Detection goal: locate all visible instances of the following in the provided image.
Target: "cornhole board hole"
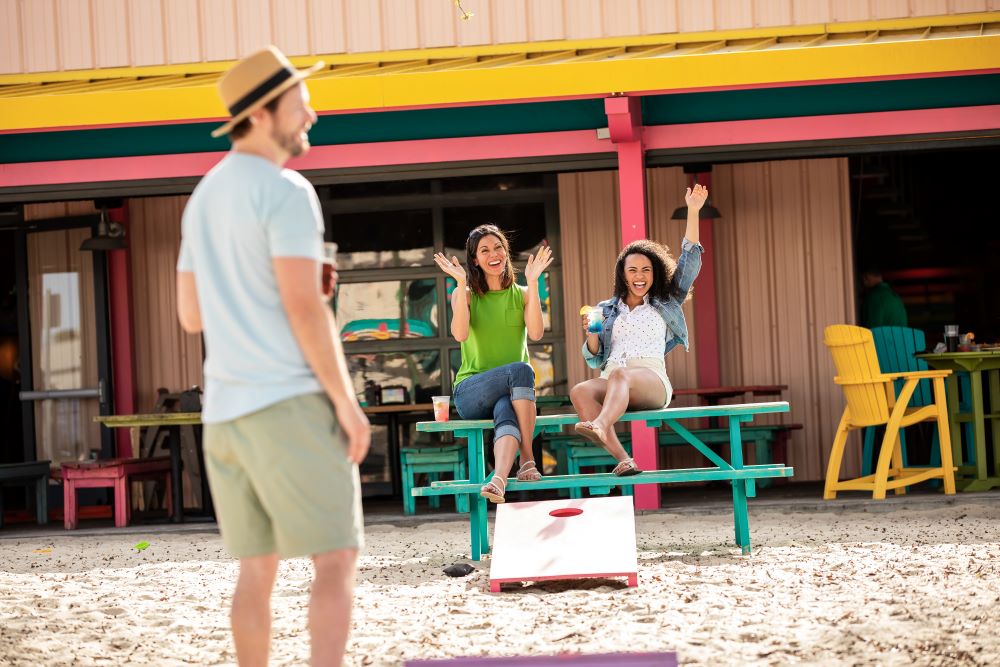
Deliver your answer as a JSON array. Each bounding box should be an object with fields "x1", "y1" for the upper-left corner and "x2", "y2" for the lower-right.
[
  {"x1": 406, "y1": 652, "x2": 677, "y2": 665},
  {"x1": 489, "y1": 496, "x2": 638, "y2": 593}
]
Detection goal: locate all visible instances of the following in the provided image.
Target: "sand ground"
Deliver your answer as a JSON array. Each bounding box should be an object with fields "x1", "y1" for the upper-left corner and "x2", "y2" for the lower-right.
[{"x1": 1, "y1": 495, "x2": 998, "y2": 666}]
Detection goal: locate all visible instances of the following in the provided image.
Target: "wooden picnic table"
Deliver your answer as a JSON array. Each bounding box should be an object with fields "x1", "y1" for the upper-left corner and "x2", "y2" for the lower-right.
[
  {"x1": 94, "y1": 412, "x2": 206, "y2": 523},
  {"x1": 415, "y1": 401, "x2": 793, "y2": 560},
  {"x1": 917, "y1": 350, "x2": 1000, "y2": 491}
]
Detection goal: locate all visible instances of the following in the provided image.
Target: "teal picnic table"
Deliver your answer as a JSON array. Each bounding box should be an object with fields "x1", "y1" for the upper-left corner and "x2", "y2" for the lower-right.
[
  {"x1": 415, "y1": 401, "x2": 793, "y2": 560},
  {"x1": 918, "y1": 350, "x2": 1000, "y2": 491}
]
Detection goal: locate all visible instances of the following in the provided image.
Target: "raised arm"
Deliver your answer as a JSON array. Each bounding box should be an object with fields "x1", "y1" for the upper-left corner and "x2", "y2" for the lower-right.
[
  {"x1": 434, "y1": 253, "x2": 470, "y2": 342},
  {"x1": 684, "y1": 183, "x2": 708, "y2": 245},
  {"x1": 522, "y1": 243, "x2": 554, "y2": 342}
]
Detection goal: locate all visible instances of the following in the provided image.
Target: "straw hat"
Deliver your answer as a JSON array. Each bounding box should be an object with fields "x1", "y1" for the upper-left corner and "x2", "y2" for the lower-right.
[{"x1": 211, "y1": 46, "x2": 324, "y2": 138}]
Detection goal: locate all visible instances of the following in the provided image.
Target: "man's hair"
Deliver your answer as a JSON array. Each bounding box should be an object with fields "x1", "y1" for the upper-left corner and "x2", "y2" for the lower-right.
[{"x1": 228, "y1": 93, "x2": 284, "y2": 142}]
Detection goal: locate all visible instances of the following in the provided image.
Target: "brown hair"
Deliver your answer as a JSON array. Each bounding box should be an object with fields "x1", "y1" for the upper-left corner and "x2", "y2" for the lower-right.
[
  {"x1": 227, "y1": 93, "x2": 284, "y2": 141},
  {"x1": 465, "y1": 224, "x2": 516, "y2": 296},
  {"x1": 613, "y1": 239, "x2": 691, "y2": 303}
]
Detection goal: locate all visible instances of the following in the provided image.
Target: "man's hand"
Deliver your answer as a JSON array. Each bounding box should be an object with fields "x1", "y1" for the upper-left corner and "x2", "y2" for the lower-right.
[{"x1": 336, "y1": 400, "x2": 371, "y2": 464}]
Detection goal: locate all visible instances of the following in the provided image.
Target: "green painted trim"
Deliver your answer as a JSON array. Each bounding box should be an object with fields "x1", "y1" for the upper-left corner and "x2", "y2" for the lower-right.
[{"x1": 3, "y1": 74, "x2": 998, "y2": 164}]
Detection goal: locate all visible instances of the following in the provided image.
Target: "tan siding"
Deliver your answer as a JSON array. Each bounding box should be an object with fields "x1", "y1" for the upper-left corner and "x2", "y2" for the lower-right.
[
  {"x1": 755, "y1": 0, "x2": 794, "y2": 26},
  {"x1": 793, "y1": 0, "x2": 833, "y2": 23},
  {"x1": 565, "y1": 0, "x2": 603, "y2": 39},
  {"x1": 21, "y1": 0, "x2": 59, "y2": 73},
  {"x1": 952, "y1": 0, "x2": 990, "y2": 11},
  {"x1": 677, "y1": 0, "x2": 715, "y2": 32},
  {"x1": 274, "y1": 0, "x2": 312, "y2": 56},
  {"x1": 492, "y1": 0, "x2": 529, "y2": 43},
  {"x1": 716, "y1": 0, "x2": 755, "y2": 30},
  {"x1": 93, "y1": 0, "x2": 131, "y2": 68},
  {"x1": 56, "y1": 0, "x2": 94, "y2": 70},
  {"x1": 309, "y1": 0, "x2": 347, "y2": 54},
  {"x1": 832, "y1": 0, "x2": 875, "y2": 22},
  {"x1": 346, "y1": 0, "x2": 383, "y2": 53},
  {"x1": 235, "y1": 0, "x2": 272, "y2": 58},
  {"x1": 128, "y1": 0, "x2": 166, "y2": 67},
  {"x1": 602, "y1": 0, "x2": 642, "y2": 37},
  {"x1": 639, "y1": 0, "x2": 678, "y2": 34},
  {"x1": 165, "y1": 0, "x2": 203, "y2": 64},
  {"x1": 128, "y1": 196, "x2": 204, "y2": 412},
  {"x1": 454, "y1": 0, "x2": 493, "y2": 45},
  {"x1": 0, "y1": 0, "x2": 22, "y2": 74},
  {"x1": 384, "y1": 0, "x2": 420, "y2": 51},
  {"x1": 527, "y1": 0, "x2": 565, "y2": 42},
  {"x1": 557, "y1": 171, "x2": 621, "y2": 392},
  {"x1": 201, "y1": 0, "x2": 239, "y2": 62},
  {"x1": 417, "y1": 0, "x2": 457, "y2": 48}
]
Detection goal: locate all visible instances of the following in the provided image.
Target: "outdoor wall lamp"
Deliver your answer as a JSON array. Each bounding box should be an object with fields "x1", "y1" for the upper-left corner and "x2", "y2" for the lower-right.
[
  {"x1": 670, "y1": 164, "x2": 722, "y2": 220},
  {"x1": 80, "y1": 199, "x2": 127, "y2": 251}
]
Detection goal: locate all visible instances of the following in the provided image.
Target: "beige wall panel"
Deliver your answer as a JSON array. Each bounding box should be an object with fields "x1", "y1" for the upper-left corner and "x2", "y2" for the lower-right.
[
  {"x1": 273, "y1": 0, "x2": 312, "y2": 56},
  {"x1": 128, "y1": 196, "x2": 204, "y2": 413},
  {"x1": 831, "y1": 0, "x2": 873, "y2": 21},
  {"x1": 755, "y1": 0, "x2": 794, "y2": 27},
  {"x1": 165, "y1": 0, "x2": 202, "y2": 64},
  {"x1": 639, "y1": 0, "x2": 678, "y2": 34},
  {"x1": 491, "y1": 0, "x2": 528, "y2": 43},
  {"x1": 454, "y1": 0, "x2": 493, "y2": 45},
  {"x1": 93, "y1": 0, "x2": 130, "y2": 68},
  {"x1": 557, "y1": 171, "x2": 621, "y2": 392},
  {"x1": 951, "y1": 0, "x2": 990, "y2": 11},
  {"x1": 201, "y1": 0, "x2": 239, "y2": 62},
  {"x1": 309, "y1": 0, "x2": 347, "y2": 54},
  {"x1": 603, "y1": 0, "x2": 642, "y2": 37},
  {"x1": 677, "y1": 0, "x2": 715, "y2": 32},
  {"x1": 235, "y1": 0, "x2": 273, "y2": 57},
  {"x1": 715, "y1": 0, "x2": 754, "y2": 30},
  {"x1": 417, "y1": 0, "x2": 457, "y2": 48},
  {"x1": 345, "y1": 0, "x2": 383, "y2": 52},
  {"x1": 0, "y1": 0, "x2": 22, "y2": 74},
  {"x1": 792, "y1": 0, "x2": 833, "y2": 22},
  {"x1": 910, "y1": 0, "x2": 949, "y2": 15},
  {"x1": 527, "y1": 0, "x2": 565, "y2": 42},
  {"x1": 21, "y1": 0, "x2": 59, "y2": 73},
  {"x1": 383, "y1": 0, "x2": 420, "y2": 51},
  {"x1": 872, "y1": 0, "x2": 912, "y2": 18},
  {"x1": 565, "y1": 0, "x2": 603, "y2": 39},
  {"x1": 56, "y1": 0, "x2": 94, "y2": 70},
  {"x1": 128, "y1": 0, "x2": 166, "y2": 66}
]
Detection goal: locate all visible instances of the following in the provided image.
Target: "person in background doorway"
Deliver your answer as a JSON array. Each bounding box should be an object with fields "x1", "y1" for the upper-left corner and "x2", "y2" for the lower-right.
[{"x1": 860, "y1": 269, "x2": 908, "y2": 328}]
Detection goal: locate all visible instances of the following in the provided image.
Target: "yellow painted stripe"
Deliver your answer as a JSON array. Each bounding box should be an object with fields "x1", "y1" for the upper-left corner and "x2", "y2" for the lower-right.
[
  {"x1": 0, "y1": 11, "x2": 995, "y2": 87},
  {"x1": 0, "y1": 30, "x2": 998, "y2": 130}
]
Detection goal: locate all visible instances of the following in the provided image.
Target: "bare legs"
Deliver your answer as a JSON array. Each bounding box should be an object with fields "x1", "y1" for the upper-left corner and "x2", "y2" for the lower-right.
[
  {"x1": 230, "y1": 548, "x2": 357, "y2": 667},
  {"x1": 231, "y1": 554, "x2": 280, "y2": 667},
  {"x1": 512, "y1": 397, "x2": 537, "y2": 468},
  {"x1": 570, "y1": 367, "x2": 665, "y2": 462}
]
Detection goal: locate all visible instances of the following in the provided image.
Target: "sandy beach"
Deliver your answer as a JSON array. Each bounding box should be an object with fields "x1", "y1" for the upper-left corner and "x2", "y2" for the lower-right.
[{"x1": 1, "y1": 496, "x2": 998, "y2": 666}]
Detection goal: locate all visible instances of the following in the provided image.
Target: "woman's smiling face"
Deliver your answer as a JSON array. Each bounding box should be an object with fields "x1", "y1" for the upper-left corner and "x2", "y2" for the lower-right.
[
  {"x1": 623, "y1": 253, "x2": 654, "y2": 299},
  {"x1": 475, "y1": 234, "x2": 506, "y2": 277}
]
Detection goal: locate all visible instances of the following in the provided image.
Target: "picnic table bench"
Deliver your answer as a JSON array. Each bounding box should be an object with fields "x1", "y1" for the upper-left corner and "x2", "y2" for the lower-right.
[{"x1": 414, "y1": 401, "x2": 794, "y2": 560}]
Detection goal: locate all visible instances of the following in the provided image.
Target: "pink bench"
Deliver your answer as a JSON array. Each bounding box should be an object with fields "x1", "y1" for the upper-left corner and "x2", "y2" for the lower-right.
[{"x1": 61, "y1": 458, "x2": 172, "y2": 529}]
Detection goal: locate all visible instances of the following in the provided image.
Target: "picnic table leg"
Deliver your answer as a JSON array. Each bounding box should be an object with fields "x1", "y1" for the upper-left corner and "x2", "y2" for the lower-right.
[
  {"x1": 463, "y1": 431, "x2": 482, "y2": 561},
  {"x1": 729, "y1": 420, "x2": 751, "y2": 554}
]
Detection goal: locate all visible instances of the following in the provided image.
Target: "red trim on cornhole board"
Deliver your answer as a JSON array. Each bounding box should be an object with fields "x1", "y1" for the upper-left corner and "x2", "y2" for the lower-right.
[{"x1": 489, "y1": 571, "x2": 638, "y2": 593}]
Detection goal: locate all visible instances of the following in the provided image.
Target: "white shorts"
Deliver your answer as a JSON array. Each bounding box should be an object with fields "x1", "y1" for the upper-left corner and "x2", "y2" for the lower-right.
[{"x1": 600, "y1": 357, "x2": 673, "y2": 407}]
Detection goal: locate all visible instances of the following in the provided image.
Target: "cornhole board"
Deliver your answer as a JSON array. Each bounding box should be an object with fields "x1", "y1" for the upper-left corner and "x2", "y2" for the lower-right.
[
  {"x1": 406, "y1": 653, "x2": 677, "y2": 666},
  {"x1": 489, "y1": 496, "x2": 638, "y2": 593}
]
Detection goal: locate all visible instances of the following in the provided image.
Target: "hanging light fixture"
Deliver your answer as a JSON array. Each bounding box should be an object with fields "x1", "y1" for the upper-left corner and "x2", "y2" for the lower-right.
[
  {"x1": 80, "y1": 199, "x2": 127, "y2": 251},
  {"x1": 671, "y1": 165, "x2": 722, "y2": 220}
]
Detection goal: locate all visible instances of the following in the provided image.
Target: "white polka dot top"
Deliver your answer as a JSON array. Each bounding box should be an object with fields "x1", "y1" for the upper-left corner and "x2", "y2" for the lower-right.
[{"x1": 607, "y1": 296, "x2": 671, "y2": 364}]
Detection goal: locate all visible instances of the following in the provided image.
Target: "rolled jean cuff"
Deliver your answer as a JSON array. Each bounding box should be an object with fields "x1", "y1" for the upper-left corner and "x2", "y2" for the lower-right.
[
  {"x1": 495, "y1": 424, "x2": 522, "y2": 444},
  {"x1": 511, "y1": 387, "x2": 536, "y2": 402}
]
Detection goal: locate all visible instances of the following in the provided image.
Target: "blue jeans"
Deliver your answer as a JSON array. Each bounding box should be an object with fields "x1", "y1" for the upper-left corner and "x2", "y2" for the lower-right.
[{"x1": 453, "y1": 362, "x2": 536, "y2": 443}]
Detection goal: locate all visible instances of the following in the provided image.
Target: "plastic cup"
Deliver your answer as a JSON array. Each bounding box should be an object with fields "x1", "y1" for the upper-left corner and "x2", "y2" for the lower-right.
[
  {"x1": 321, "y1": 242, "x2": 338, "y2": 294},
  {"x1": 578, "y1": 305, "x2": 603, "y2": 333},
  {"x1": 945, "y1": 324, "x2": 959, "y2": 352},
  {"x1": 432, "y1": 395, "x2": 450, "y2": 422}
]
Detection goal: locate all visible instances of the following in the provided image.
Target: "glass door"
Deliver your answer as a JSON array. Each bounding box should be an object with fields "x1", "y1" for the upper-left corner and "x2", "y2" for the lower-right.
[{"x1": 18, "y1": 222, "x2": 112, "y2": 464}]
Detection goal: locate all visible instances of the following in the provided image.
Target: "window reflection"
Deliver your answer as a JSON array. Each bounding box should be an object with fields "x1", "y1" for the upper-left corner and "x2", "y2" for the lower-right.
[
  {"x1": 348, "y1": 350, "x2": 443, "y2": 405},
  {"x1": 330, "y1": 209, "x2": 433, "y2": 269},
  {"x1": 336, "y1": 279, "x2": 438, "y2": 341}
]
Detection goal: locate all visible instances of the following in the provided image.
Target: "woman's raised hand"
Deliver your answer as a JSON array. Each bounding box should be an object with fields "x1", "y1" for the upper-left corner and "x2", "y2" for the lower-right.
[
  {"x1": 685, "y1": 183, "x2": 709, "y2": 211},
  {"x1": 433, "y1": 252, "x2": 467, "y2": 284},
  {"x1": 524, "y1": 243, "x2": 554, "y2": 282}
]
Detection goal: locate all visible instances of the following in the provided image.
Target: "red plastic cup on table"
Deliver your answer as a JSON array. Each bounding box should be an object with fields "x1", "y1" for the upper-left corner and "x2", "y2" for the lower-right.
[{"x1": 432, "y1": 395, "x2": 451, "y2": 422}]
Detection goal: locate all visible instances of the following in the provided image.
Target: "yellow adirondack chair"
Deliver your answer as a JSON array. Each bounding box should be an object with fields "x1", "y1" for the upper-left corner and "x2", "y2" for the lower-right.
[{"x1": 823, "y1": 324, "x2": 957, "y2": 500}]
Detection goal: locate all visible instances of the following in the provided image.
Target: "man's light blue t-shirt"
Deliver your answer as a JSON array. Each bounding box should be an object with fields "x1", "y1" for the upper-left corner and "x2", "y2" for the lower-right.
[{"x1": 177, "y1": 152, "x2": 324, "y2": 424}]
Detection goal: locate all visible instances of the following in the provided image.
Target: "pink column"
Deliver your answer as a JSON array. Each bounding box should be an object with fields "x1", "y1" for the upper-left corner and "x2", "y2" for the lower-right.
[
  {"x1": 605, "y1": 96, "x2": 658, "y2": 510},
  {"x1": 690, "y1": 172, "x2": 721, "y2": 389},
  {"x1": 107, "y1": 205, "x2": 136, "y2": 457}
]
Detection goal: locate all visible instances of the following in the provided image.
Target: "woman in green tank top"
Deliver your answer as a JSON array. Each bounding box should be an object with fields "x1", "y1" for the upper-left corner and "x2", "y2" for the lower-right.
[{"x1": 433, "y1": 224, "x2": 554, "y2": 503}]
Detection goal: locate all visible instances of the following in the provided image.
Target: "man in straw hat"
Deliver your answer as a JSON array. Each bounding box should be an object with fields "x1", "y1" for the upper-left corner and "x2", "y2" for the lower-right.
[{"x1": 177, "y1": 45, "x2": 369, "y2": 666}]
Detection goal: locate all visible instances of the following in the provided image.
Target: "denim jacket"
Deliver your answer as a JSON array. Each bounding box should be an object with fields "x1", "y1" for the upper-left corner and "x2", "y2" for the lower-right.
[{"x1": 582, "y1": 237, "x2": 704, "y2": 370}]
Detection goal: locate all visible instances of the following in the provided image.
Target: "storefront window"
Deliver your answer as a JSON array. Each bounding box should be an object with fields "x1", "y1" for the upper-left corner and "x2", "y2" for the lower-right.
[
  {"x1": 336, "y1": 279, "x2": 438, "y2": 341},
  {"x1": 329, "y1": 209, "x2": 433, "y2": 269},
  {"x1": 442, "y1": 203, "x2": 548, "y2": 260},
  {"x1": 348, "y1": 350, "x2": 443, "y2": 406}
]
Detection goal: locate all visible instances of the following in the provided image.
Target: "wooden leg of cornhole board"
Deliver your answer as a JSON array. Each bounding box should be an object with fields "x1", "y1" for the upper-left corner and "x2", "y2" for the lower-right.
[{"x1": 489, "y1": 496, "x2": 638, "y2": 592}]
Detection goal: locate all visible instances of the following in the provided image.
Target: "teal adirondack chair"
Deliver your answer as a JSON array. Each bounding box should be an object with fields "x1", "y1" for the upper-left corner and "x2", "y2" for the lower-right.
[{"x1": 863, "y1": 326, "x2": 974, "y2": 476}]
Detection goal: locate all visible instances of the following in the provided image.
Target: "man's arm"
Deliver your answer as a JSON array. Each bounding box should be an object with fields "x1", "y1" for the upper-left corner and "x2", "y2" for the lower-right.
[
  {"x1": 273, "y1": 257, "x2": 371, "y2": 463},
  {"x1": 176, "y1": 271, "x2": 203, "y2": 334}
]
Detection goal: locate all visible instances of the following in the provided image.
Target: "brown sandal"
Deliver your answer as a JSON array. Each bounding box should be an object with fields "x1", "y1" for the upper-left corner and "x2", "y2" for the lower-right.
[
  {"x1": 480, "y1": 475, "x2": 506, "y2": 503},
  {"x1": 574, "y1": 421, "x2": 605, "y2": 446},
  {"x1": 612, "y1": 458, "x2": 642, "y2": 477},
  {"x1": 516, "y1": 461, "x2": 542, "y2": 482}
]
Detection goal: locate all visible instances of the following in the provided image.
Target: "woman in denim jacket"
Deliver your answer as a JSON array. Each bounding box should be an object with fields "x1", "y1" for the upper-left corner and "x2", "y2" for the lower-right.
[{"x1": 569, "y1": 185, "x2": 707, "y2": 476}]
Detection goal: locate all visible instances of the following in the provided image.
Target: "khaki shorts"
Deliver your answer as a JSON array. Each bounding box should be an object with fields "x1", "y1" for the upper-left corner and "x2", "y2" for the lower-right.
[{"x1": 204, "y1": 392, "x2": 364, "y2": 559}]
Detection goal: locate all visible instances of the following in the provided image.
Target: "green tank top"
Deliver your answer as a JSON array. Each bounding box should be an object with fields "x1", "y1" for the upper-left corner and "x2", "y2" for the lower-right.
[{"x1": 454, "y1": 284, "x2": 529, "y2": 387}]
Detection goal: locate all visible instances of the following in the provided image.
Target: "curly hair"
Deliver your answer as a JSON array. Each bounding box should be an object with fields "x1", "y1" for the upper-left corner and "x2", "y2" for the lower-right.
[
  {"x1": 613, "y1": 239, "x2": 692, "y2": 303},
  {"x1": 465, "y1": 224, "x2": 517, "y2": 296}
]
